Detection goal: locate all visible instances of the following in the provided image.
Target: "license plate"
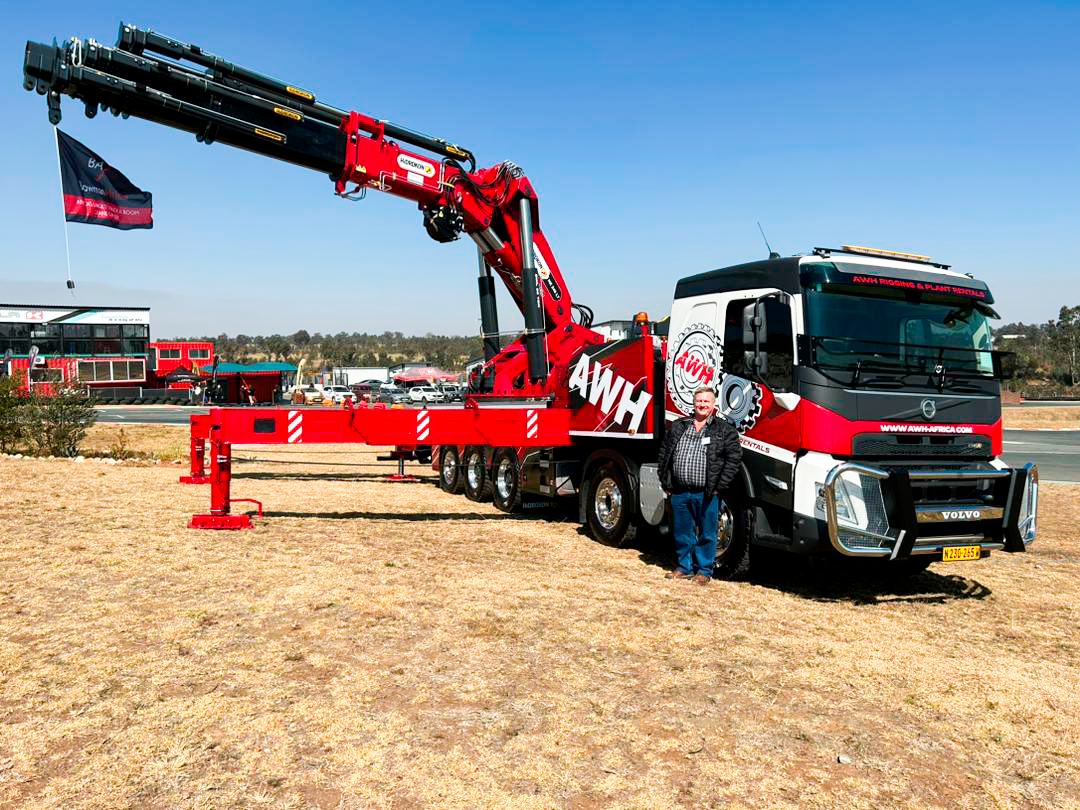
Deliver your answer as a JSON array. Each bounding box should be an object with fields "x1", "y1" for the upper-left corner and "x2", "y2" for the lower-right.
[{"x1": 942, "y1": 545, "x2": 982, "y2": 562}]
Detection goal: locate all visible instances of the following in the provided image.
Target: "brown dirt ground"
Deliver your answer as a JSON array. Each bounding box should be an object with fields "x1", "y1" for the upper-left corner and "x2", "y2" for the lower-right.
[
  {"x1": 0, "y1": 426, "x2": 1077, "y2": 809},
  {"x1": 1003, "y1": 407, "x2": 1080, "y2": 430}
]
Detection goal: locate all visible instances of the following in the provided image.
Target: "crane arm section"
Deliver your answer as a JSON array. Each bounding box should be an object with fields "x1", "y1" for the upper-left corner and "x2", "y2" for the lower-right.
[{"x1": 24, "y1": 24, "x2": 602, "y2": 395}]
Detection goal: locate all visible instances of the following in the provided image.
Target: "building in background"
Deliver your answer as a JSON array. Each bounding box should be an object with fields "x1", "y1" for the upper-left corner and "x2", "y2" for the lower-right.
[
  {"x1": 0, "y1": 304, "x2": 150, "y2": 395},
  {"x1": 148, "y1": 340, "x2": 215, "y2": 388}
]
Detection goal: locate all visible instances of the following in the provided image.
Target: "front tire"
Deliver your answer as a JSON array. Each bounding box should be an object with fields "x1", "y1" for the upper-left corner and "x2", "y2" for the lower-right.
[
  {"x1": 463, "y1": 446, "x2": 493, "y2": 502},
  {"x1": 585, "y1": 462, "x2": 639, "y2": 547},
  {"x1": 491, "y1": 448, "x2": 522, "y2": 513},
  {"x1": 439, "y1": 445, "x2": 464, "y2": 493},
  {"x1": 714, "y1": 488, "x2": 752, "y2": 580}
]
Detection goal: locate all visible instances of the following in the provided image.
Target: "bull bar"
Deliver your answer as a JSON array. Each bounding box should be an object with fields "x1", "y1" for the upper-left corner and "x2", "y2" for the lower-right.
[{"x1": 821, "y1": 462, "x2": 1039, "y2": 559}]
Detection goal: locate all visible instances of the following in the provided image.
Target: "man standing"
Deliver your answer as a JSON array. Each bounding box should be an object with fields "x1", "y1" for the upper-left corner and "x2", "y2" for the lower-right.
[{"x1": 658, "y1": 387, "x2": 742, "y2": 585}]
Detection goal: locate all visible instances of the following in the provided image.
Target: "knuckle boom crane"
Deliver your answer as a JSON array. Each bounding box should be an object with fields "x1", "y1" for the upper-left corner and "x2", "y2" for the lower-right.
[
  {"x1": 23, "y1": 23, "x2": 1039, "y2": 574},
  {"x1": 24, "y1": 22, "x2": 600, "y2": 397}
]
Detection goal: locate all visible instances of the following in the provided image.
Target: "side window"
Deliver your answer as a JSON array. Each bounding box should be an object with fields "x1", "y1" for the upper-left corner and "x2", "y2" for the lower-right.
[
  {"x1": 723, "y1": 298, "x2": 756, "y2": 376},
  {"x1": 724, "y1": 295, "x2": 794, "y2": 391}
]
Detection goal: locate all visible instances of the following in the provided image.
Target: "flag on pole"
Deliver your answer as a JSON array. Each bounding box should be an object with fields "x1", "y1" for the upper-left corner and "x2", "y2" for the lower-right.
[{"x1": 56, "y1": 129, "x2": 153, "y2": 230}]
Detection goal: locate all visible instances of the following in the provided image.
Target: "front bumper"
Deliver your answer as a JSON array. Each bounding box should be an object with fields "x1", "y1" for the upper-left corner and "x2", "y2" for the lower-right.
[{"x1": 821, "y1": 462, "x2": 1039, "y2": 559}]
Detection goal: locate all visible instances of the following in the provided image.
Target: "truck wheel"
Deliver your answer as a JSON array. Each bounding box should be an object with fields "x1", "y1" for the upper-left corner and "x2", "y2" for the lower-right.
[
  {"x1": 463, "y1": 446, "x2": 492, "y2": 502},
  {"x1": 491, "y1": 448, "x2": 522, "y2": 513},
  {"x1": 714, "y1": 489, "x2": 752, "y2": 580},
  {"x1": 439, "y1": 446, "x2": 464, "y2": 493},
  {"x1": 585, "y1": 462, "x2": 639, "y2": 547}
]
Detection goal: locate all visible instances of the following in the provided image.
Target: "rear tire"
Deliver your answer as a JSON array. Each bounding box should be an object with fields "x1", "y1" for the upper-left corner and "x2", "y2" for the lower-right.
[
  {"x1": 585, "y1": 462, "x2": 639, "y2": 547},
  {"x1": 491, "y1": 448, "x2": 522, "y2": 513},
  {"x1": 463, "y1": 446, "x2": 493, "y2": 502},
  {"x1": 713, "y1": 488, "x2": 752, "y2": 580},
  {"x1": 439, "y1": 445, "x2": 464, "y2": 494}
]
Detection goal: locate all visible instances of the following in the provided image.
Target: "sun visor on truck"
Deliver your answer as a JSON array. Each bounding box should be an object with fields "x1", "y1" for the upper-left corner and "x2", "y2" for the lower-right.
[{"x1": 801, "y1": 262, "x2": 994, "y2": 305}]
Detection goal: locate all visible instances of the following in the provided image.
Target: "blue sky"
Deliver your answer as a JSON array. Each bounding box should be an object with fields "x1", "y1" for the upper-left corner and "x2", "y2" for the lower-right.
[{"x1": 2, "y1": 0, "x2": 1077, "y2": 339}]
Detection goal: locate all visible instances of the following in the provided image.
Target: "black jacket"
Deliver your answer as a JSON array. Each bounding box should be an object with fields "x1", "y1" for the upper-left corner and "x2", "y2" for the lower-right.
[{"x1": 658, "y1": 415, "x2": 742, "y2": 495}]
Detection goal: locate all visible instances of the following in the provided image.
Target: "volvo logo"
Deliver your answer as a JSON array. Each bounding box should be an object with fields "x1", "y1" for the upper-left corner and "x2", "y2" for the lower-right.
[{"x1": 921, "y1": 399, "x2": 937, "y2": 419}]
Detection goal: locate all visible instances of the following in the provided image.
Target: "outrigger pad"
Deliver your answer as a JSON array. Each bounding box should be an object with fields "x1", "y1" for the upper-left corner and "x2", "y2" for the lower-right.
[
  {"x1": 179, "y1": 475, "x2": 211, "y2": 485},
  {"x1": 189, "y1": 514, "x2": 253, "y2": 530}
]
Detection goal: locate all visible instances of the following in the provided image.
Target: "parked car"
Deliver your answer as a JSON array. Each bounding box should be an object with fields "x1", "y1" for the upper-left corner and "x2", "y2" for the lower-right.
[
  {"x1": 375, "y1": 388, "x2": 409, "y2": 405},
  {"x1": 294, "y1": 385, "x2": 322, "y2": 404},
  {"x1": 323, "y1": 384, "x2": 357, "y2": 404},
  {"x1": 438, "y1": 383, "x2": 463, "y2": 401},
  {"x1": 408, "y1": 385, "x2": 446, "y2": 404}
]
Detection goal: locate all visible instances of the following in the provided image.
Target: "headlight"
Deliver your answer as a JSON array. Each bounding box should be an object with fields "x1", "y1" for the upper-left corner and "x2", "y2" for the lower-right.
[{"x1": 833, "y1": 470, "x2": 889, "y2": 534}]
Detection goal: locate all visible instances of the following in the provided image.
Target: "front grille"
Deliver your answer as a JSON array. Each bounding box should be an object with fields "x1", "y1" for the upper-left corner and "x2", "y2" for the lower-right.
[{"x1": 852, "y1": 432, "x2": 992, "y2": 459}]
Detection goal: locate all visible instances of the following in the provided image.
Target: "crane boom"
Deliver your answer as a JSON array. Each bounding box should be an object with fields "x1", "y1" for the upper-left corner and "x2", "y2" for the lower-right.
[{"x1": 23, "y1": 23, "x2": 604, "y2": 395}]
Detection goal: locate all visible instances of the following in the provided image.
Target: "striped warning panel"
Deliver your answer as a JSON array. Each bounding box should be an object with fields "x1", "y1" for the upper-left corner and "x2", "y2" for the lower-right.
[
  {"x1": 416, "y1": 409, "x2": 430, "y2": 442},
  {"x1": 287, "y1": 410, "x2": 303, "y2": 443},
  {"x1": 526, "y1": 409, "x2": 538, "y2": 439}
]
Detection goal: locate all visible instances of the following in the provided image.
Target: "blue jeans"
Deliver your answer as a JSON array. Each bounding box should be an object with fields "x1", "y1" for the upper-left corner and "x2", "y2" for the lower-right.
[{"x1": 670, "y1": 491, "x2": 719, "y2": 577}]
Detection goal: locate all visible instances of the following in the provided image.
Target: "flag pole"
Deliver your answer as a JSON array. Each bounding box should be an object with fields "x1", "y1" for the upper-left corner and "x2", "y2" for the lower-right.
[{"x1": 52, "y1": 126, "x2": 76, "y2": 295}]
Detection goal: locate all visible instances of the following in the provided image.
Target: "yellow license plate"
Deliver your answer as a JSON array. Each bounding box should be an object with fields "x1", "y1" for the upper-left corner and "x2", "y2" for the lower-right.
[{"x1": 942, "y1": 545, "x2": 982, "y2": 562}]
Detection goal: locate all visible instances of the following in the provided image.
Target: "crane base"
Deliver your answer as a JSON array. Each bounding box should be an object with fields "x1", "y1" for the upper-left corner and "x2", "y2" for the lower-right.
[{"x1": 189, "y1": 514, "x2": 253, "y2": 530}]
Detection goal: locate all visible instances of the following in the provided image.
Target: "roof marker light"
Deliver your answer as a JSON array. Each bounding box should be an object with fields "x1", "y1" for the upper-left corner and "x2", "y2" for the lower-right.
[{"x1": 841, "y1": 245, "x2": 932, "y2": 262}]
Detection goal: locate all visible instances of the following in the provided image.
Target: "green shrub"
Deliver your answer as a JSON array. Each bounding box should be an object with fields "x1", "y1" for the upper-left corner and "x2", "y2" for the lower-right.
[
  {"x1": 0, "y1": 375, "x2": 27, "y2": 453},
  {"x1": 23, "y1": 386, "x2": 97, "y2": 457}
]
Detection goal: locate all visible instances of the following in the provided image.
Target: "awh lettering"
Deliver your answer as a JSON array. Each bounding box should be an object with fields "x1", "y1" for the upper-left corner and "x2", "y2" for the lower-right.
[
  {"x1": 673, "y1": 351, "x2": 716, "y2": 386},
  {"x1": 569, "y1": 354, "x2": 652, "y2": 432}
]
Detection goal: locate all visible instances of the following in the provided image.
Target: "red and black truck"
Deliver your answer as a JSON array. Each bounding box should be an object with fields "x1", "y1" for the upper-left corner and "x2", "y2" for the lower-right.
[{"x1": 23, "y1": 24, "x2": 1038, "y2": 576}]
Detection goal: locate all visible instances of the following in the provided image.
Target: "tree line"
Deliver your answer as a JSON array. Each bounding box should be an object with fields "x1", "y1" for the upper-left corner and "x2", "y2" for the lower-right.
[
  {"x1": 995, "y1": 305, "x2": 1080, "y2": 396},
  {"x1": 176, "y1": 331, "x2": 486, "y2": 371}
]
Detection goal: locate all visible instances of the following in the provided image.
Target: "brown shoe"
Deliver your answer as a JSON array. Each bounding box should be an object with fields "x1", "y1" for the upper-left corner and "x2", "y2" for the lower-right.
[
  {"x1": 692, "y1": 574, "x2": 711, "y2": 586},
  {"x1": 665, "y1": 570, "x2": 691, "y2": 580}
]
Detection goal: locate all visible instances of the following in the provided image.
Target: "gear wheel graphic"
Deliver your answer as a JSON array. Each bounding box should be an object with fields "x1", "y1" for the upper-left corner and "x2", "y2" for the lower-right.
[{"x1": 718, "y1": 375, "x2": 762, "y2": 432}]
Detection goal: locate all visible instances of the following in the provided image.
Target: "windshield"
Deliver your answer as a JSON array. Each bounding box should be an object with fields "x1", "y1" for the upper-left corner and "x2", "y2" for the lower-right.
[{"x1": 805, "y1": 286, "x2": 997, "y2": 386}]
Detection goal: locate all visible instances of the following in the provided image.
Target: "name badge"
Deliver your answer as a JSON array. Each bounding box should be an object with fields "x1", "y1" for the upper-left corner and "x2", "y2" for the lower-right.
[{"x1": 701, "y1": 437, "x2": 711, "y2": 445}]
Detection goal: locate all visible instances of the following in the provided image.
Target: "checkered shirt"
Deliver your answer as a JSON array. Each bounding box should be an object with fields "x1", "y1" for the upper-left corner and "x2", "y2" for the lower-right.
[{"x1": 671, "y1": 418, "x2": 710, "y2": 490}]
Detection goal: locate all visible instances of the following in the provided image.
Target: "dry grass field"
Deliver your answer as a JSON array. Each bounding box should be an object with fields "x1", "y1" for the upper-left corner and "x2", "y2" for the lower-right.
[
  {"x1": 1003, "y1": 406, "x2": 1080, "y2": 430},
  {"x1": 1, "y1": 424, "x2": 1078, "y2": 809}
]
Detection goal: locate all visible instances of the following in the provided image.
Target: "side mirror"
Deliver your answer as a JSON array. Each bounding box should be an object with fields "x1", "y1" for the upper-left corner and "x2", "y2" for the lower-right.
[
  {"x1": 742, "y1": 301, "x2": 768, "y2": 377},
  {"x1": 993, "y1": 350, "x2": 1017, "y2": 380},
  {"x1": 742, "y1": 301, "x2": 767, "y2": 345}
]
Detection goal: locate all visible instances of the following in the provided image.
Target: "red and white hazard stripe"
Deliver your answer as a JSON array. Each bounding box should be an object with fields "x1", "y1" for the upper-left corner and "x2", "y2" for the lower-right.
[
  {"x1": 416, "y1": 409, "x2": 430, "y2": 442},
  {"x1": 287, "y1": 410, "x2": 303, "y2": 443},
  {"x1": 526, "y1": 409, "x2": 538, "y2": 439}
]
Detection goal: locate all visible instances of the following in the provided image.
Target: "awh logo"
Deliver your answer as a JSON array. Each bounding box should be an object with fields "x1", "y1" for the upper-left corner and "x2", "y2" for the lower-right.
[
  {"x1": 672, "y1": 350, "x2": 716, "y2": 387},
  {"x1": 569, "y1": 354, "x2": 652, "y2": 433},
  {"x1": 666, "y1": 323, "x2": 721, "y2": 416}
]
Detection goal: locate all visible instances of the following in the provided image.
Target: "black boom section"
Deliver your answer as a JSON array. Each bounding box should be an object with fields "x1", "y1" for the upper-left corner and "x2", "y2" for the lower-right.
[{"x1": 23, "y1": 25, "x2": 347, "y2": 177}]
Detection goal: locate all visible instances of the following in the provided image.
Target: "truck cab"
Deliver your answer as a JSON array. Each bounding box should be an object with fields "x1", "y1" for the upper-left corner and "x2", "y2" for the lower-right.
[{"x1": 665, "y1": 246, "x2": 1038, "y2": 572}]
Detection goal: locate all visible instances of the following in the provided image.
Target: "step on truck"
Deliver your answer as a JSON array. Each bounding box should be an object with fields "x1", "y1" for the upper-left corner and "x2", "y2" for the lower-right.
[{"x1": 23, "y1": 25, "x2": 1039, "y2": 576}]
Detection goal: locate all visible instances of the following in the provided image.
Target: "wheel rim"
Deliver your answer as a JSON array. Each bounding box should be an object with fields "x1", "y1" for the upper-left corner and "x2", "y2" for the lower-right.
[
  {"x1": 496, "y1": 458, "x2": 515, "y2": 500},
  {"x1": 716, "y1": 500, "x2": 734, "y2": 556},
  {"x1": 594, "y1": 477, "x2": 622, "y2": 532},
  {"x1": 441, "y1": 451, "x2": 457, "y2": 485},
  {"x1": 466, "y1": 453, "x2": 483, "y2": 490}
]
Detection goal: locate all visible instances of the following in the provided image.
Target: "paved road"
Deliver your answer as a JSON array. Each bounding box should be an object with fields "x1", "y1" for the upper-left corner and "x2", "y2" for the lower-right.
[
  {"x1": 95, "y1": 405, "x2": 208, "y2": 425},
  {"x1": 1002, "y1": 429, "x2": 1080, "y2": 484}
]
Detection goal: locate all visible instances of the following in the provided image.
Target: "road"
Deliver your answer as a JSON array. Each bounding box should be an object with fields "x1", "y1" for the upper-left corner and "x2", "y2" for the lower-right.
[
  {"x1": 95, "y1": 405, "x2": 208, "y2": 425},
  {"x1": 95, "y1": 406, "x2": 1080, "y2": 483},
  {"x1": 1001, "y1": 430, "x2": 1080, "y2": 484}
]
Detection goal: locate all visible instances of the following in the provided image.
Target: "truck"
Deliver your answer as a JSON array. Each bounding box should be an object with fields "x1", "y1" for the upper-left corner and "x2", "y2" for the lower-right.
[{"x1": 23, "y1": 24, "x2": 1039, "y2": 577}]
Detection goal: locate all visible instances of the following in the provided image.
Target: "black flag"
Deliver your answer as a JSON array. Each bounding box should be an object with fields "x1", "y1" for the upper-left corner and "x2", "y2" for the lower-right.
[{"x1": 57, "y1": 129, "x2": 153, "y2": 230}]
